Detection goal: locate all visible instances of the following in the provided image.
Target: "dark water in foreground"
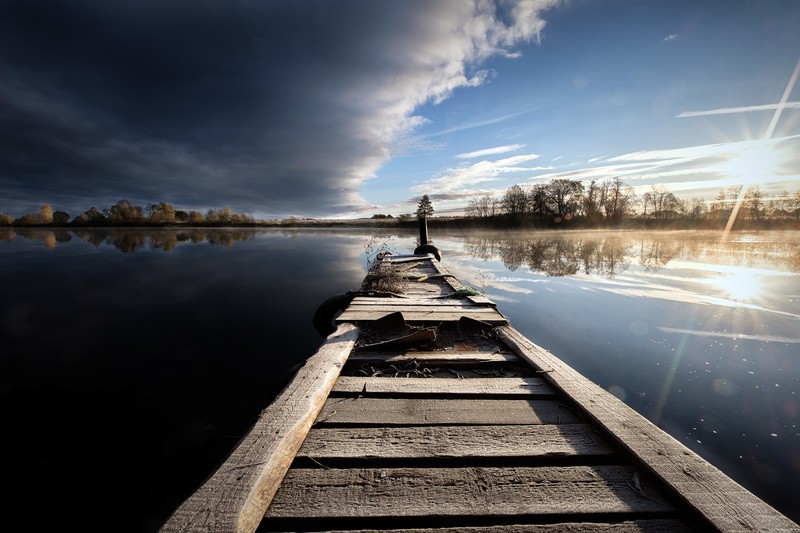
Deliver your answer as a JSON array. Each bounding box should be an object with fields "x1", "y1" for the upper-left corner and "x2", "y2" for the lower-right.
[{"x1": 1, "y1": 227, "x2": 798, "y2": 529}]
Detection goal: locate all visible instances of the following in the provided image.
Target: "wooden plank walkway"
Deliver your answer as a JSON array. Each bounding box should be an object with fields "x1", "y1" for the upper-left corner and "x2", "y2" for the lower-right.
[{"x1": 162, "y1": 252, "x2": 798, "y2": 533}]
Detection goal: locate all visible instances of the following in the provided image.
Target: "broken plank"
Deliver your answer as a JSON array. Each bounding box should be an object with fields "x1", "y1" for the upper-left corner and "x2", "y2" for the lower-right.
[
  {"x1": 349, "y1": 351, "x2": 520, "y2": 364},
  {"x1": 298, "y1": 424, "x2": 615, "y2": 459},
  {"x1": 332, "y1": 376, "x2": 554, "y2": 396},
  {"x1": 315, "y1": 398, "x2": 581, "y2": 425},
  {"x1": 264, "y1": 465, "x2": 674, "y2": 518}
]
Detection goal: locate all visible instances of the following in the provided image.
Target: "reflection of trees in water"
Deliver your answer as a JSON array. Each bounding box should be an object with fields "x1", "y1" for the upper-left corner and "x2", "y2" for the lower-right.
[
  {"x1": 9, "y1": 228, "x2": 64, "y2": 249},
  {"x1": 636, "y1": 237, "x2": 683, "y2": 272},
  {"x1": 110, "y1": 232, "x2": 148, "y2": 253},
  {"x1": 464, "y1": 235, "x2": 630, "y2": 277},
  {"x1": 701, "y1": 238, "x2": 800, "y2": 273},
  {"x1": 6, "y1": 228, "x2": 257, "y2": 252},
  {"x1": 464, "y1": 232, "x2": 800, "y2": 277}
]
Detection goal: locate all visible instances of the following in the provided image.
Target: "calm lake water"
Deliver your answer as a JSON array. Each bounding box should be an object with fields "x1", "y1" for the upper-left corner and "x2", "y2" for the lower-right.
[{"x1": 1, "y1": 227, "x2": 798, "y2": 530}]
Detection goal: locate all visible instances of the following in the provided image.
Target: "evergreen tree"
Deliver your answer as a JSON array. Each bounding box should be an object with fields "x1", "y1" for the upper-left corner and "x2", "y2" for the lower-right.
[{"x1": 416, "y1": 194, "x2": 434, "y2": 219}]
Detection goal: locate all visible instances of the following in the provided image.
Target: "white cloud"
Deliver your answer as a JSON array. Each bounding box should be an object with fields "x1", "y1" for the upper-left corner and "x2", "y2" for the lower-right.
[
  {"x1": 414, "y1": 152, "x2": 548, "y2": 195},
  {"x1": 457, "y1": 144, "x2": 525, "y2": 159},
  {"x1": 507, "y1": 135, "x2": 800, "y2": 198},
  {"x1": 663, "y1": 34, "x2": 677, "y2": 41},
  {"x1": 676, "y1": 102, "x2": 800, "y2": 118}
]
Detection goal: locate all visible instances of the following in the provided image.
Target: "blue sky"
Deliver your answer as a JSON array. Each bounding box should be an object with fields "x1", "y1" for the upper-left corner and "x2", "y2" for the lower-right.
[
  {"x1": 1, "y1": 0, "x2": 799, "y2": 219},
  {"x1": 373, "y1": 0, "x2": 800, "y2": 216}
]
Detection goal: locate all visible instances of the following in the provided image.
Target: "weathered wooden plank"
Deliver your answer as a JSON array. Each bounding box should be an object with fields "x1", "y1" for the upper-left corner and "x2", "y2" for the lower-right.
[
  {"x1": 160, "y1": 324, "x2": 360, "y2": 533},
  {"x1": 315, "y1": 398, "x2": 581, "y2": 425},
  {"x1": 345, "y1": 304, "x2": 496, "y2": 312},
  {"x1": 320, "y1": 520, "x2": 694, "y2": 532},
  {"x1": 497, "y1": 325, "x2": 799, "y2": 532},
  {"x1": 467, "y1": 295, "x2": 495, "y2": 305},
  {"x1": 337, "y1": 310, "x2": 507, "y2": 323},
  {"x1": 264, "y1": 465, "x2": 674, "y2": 518},
  {"x1": 349, "y1": 350, "x2": 520, "y2": 364},
  {"x1": 350, "y1": 298, "x2": 490, "y2": 307},
  {"x1": 386, "y1": 254, "x2": 434, "y2": 263},
  {"x1": 332, "y1": 376, "x2": 554, "y2": 396},
  {"x1": 298, "y1": 424, "x2": 615, "y2": 459}
]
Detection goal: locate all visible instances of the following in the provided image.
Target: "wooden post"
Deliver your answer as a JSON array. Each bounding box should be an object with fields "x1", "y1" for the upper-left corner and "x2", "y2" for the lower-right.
[{"x1": 418, "y1": 216, "x2": 428, "y2": 246}]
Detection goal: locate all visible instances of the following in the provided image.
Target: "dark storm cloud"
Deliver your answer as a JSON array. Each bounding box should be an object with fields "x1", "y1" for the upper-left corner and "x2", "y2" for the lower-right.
[{"x1": 0, "y1": 0, "x2": 559, "y2": 217}]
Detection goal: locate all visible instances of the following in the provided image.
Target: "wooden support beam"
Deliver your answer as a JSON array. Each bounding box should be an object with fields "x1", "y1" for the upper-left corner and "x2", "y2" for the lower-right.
[
  {"x1": 497, "y1": 325, "x2": 798, "y2": 532},
  {"x1": 160, "y1": 324, "x2": 360, "y2": 533}
]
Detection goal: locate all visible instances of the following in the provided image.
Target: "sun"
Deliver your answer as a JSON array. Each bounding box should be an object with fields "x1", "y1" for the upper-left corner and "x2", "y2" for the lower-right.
[{"x1": 721, "y1": 140, "x2": 783, "y2": 185}]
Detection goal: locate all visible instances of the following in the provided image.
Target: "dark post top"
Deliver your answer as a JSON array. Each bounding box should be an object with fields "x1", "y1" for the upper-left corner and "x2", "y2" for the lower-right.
[{"x1": 418, "y1": 216, "x2": 428, "y2": 246}]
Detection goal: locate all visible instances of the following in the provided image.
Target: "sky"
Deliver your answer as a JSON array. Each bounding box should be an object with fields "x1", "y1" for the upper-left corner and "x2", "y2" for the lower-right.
[{"x1": 1, "y1": 0, "x2": 799, "y2": 219}]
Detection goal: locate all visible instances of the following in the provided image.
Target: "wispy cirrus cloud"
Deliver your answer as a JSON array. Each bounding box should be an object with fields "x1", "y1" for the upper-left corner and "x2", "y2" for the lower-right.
[
  {"x1": 508, "y1": 135, "x2": 800, "y2": 198},
  {"x1": 457, "y1": 144, "x2": 525, "y2": 159},
  {"x1": 663, "y1": 34, "x2": 677, "y2": 41},
  {"x1": 676, "y1": 102, "x2": 800, "y2": 118},
  {"x1": 414, "y1": 153, "x2": 549, "y2": 196}
]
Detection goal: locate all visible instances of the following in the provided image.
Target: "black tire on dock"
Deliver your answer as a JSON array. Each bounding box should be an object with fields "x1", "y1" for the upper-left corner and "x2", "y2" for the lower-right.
[
  {"x1": 413, "y1": 244, "x2": 441, "y2": 261},
  {"x1": 312, "y1": 293, "x2": 354, "y2": 337}
]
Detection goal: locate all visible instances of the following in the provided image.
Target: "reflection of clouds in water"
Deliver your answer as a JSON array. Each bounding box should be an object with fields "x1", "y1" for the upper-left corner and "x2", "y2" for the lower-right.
[
  {"x1": 599, "y1": 286, "x2": 800, "y2": 319},
  {"x1": 660, "y1": 327, "x2": 800, "y2": 344},
  {"x1": 668, "y1": 260, "x2": 797, "y2": 278},
  {"x1": 630, "y1": 320, "x2": 649, "y2": 335},
  {"x1": 482, "y1": 293, "x2": 521, "y2": 303}
]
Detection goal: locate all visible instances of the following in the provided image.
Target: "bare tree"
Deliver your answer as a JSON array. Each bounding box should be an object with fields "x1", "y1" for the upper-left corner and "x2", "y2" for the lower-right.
[
  {"x1": 502, "y1": 185, "x2": 528, "y2": 217},
  {"x1": 602, "y1": 178, "x2": 635, "y2": 224},
  {"x1": 546, "y1": 179, "x2": 583, "y2": 218}
]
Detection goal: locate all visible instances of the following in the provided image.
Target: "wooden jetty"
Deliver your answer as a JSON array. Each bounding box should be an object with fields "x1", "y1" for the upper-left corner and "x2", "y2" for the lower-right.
[{"x1": 162, "y1": 249, "x2": 798, "y2": 532}]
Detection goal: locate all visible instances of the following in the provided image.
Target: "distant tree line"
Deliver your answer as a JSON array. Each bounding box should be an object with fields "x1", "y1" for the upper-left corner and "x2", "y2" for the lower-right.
[
  {"x1": 463, "y1": 179, "x2": 800, "y2": 229},
  {"x1": 0, "y1": 200, "x2": 256, "y2": 227}
]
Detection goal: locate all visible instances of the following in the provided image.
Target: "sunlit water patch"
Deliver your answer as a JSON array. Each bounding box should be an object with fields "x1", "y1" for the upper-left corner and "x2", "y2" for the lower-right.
[{"x1": 431, "y1": 229, "x2": 800, "y2": 521}]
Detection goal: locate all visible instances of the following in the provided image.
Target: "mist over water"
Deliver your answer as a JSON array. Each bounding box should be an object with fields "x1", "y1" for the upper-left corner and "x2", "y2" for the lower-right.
[{"x1": 1, "y1": 228, "x2": 798, "y2": 529}]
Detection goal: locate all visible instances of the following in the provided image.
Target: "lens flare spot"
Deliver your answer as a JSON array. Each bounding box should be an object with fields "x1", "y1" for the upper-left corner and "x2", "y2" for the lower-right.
[
  {"x1": 608, "y1": 385, "x2": 626, "y2": 401},
  {"x1": 712, "y1": 378, "x2": 736, "y2": 396},
  {"x1": 629, "y1": 320, "x2": 649, "y2": 335}
]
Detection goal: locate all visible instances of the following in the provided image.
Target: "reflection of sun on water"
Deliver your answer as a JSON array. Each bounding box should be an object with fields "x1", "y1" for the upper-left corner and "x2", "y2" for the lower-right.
[{"x1": 709, "y1": 270, "x2": 763, "y2": 301}]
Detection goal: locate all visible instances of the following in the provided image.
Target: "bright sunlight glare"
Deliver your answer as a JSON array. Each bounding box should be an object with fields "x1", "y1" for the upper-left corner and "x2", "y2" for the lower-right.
[
  {"x1": 709, "y1": 269, "x2": 763, "y2": 301},
  {"x1": 721, "y1": 140, "x2": 783, "y2": 185}
]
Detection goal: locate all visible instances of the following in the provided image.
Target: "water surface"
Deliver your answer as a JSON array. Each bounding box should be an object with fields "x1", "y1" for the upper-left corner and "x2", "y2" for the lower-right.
[{"x1": 1, "y1": 227, "x2": 798, "y2": 529}]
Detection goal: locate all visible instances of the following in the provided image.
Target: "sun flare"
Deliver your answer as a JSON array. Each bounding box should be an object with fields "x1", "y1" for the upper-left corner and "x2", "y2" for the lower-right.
[
  {"x1": 721, "y1": 140, "x2": 783, "y2": 185},
  {"x1": 709, "y1": 270, "x2": 763, "y2": 301}
]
